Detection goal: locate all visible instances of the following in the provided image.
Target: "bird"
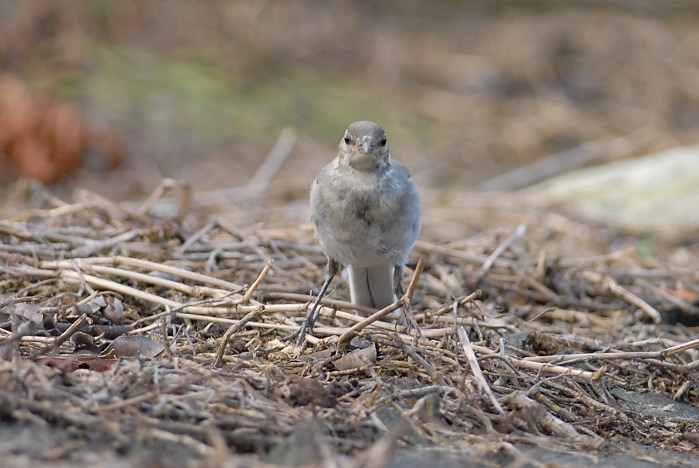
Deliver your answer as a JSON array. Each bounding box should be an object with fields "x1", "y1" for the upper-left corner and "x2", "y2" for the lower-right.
[{"x1": 294, "y1": 120, "x2": 421, "y2": 344}]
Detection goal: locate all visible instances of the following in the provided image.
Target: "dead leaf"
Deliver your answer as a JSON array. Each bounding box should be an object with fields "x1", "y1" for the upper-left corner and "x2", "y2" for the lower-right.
[
  {"x1": 0, "y1": 303, "x2": 43, "y2": 328},
  {"x1": 107, "y1": 335, "x2": 164, "y2": 358},
  {"x1": 103, "y1": 296, "x2": 124, "y2": 324},
  {"x1": 0, "y1": 72, "x2": 126, "y2": 183},
  {"x1": 40, "y1": 355, "x2": 118, "y2": 372},
  {"x1": 274, "y1": 374, "x2": 337, "y2": 408},
  {"x1": 334, "y1": 344, "x2": 377, "y2": 371}
]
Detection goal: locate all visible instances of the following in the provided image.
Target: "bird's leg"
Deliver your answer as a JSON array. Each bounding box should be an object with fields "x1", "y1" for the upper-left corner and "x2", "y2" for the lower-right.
[
  {"x1": 286, "y1": 258, "x2": 340, "y2": 345},
  {"x1": 306, "y1": 258, "x2": 340, "y2": 332},
  {"x1": 393, "y1": 264, "x2": 405, "y2": 298},
  {"x1": 393, "y1": 264, "x2": 419, "y2": 331}
]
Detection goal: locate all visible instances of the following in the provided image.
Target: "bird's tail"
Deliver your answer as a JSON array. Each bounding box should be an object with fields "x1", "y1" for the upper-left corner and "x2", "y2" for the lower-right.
[{"x1": 347, "y1": 264, "x2": 396, "y2": 310}]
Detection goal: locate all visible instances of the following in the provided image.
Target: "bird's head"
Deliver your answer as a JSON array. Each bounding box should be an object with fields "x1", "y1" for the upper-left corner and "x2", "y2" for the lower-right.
[{"x1": 339, "y1": 121, "x2": 389, "y2": 171}]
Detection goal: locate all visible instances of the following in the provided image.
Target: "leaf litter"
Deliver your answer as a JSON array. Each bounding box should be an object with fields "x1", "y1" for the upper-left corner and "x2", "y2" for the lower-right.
[{"x1": 0, "y1": 180, "x2": 698, "y2": 467}]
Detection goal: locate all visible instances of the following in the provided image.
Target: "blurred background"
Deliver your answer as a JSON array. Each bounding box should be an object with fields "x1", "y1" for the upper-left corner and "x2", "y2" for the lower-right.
[{"x1": 1, "y1": 0, "x2": 699, "y2": 232}]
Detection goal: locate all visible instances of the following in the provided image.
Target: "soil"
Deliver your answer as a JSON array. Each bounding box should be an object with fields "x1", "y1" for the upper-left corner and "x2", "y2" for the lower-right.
[{"x1": 0, "y1": 2, "x2": 698, "y2": 467}]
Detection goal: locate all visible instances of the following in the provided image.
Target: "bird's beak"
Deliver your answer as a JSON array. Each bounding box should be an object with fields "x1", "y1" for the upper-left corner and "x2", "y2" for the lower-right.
[{"x1": 361, "y1": 141, "x2": 372, "y2": 154}]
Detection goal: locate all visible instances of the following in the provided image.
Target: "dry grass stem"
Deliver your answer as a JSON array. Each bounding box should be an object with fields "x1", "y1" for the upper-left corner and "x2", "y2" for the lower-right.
[
  {"x1": 584, "y1": 271, "x2": 662, "y2": 323},
  {"x1": 458, "y1": 326, "x2": 506, "y2": 415},
  {"x1": 243, "y1": 259, "x2": 274, "y2": 303},
  {"x1": 477, "y1": 224, "x2": 528, "y2": 282}
]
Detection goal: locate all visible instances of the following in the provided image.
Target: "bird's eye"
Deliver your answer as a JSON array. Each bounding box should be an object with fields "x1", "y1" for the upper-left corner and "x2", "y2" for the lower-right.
[
  {"x1": 344, "y1": 136, "x2": 351, "y2": 145},
  {"x1": 379, "y1": 136, "x2": 387, "y2": 147}
]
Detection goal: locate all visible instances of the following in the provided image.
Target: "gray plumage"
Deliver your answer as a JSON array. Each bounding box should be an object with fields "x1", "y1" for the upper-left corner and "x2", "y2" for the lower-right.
[{"x1": 310, "y1": 120, "x2": 421, "y2": 310}]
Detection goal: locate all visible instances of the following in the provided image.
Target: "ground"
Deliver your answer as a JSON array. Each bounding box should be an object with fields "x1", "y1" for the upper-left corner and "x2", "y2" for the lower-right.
[{"x1": 0, "y1": 2, "x2": 699, "y2": 467}]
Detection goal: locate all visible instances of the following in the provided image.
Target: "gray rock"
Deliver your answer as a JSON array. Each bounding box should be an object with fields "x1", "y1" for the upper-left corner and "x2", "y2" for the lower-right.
[{"x1": 528, "y1": 147, "x2": 699, "y2": 233}]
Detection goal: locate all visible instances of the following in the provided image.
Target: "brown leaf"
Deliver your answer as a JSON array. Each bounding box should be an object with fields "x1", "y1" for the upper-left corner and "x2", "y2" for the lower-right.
[
  {"x1": 273, "y1": 374, "x2": 337, "y2": 408},
  {"x1": 0, "y1": 72, "x2": 127, "y2": 183},
  {"x1": 333, "y1": 344, "x2": 377, "y2": 371},
  {"x1": 40, "y1": 355, "x2": 118, "y2": 372}
]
